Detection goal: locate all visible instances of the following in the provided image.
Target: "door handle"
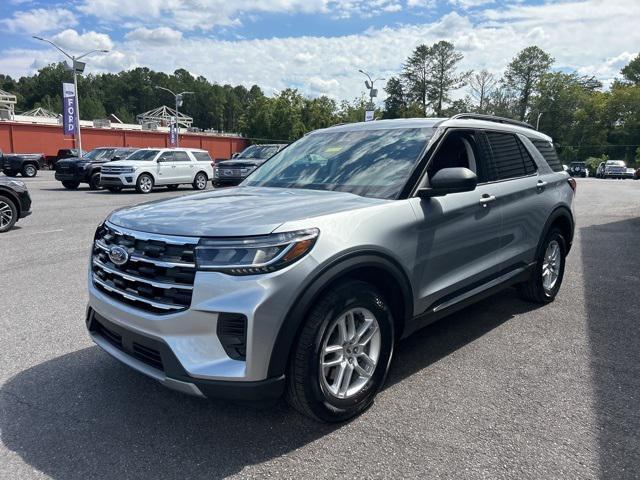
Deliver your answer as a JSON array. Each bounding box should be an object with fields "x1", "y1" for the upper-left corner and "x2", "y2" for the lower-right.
[
  {"x1": 537, "y1": 180, "x2": 548, "y2": 188},
  {"x1": 479, "y1": 194, "x2": 496, "y2": 207}
]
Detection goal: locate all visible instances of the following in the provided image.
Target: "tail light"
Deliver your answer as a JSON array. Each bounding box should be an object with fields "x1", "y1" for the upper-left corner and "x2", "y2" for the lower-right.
[{"x1": 567, "y1": 177, "x2": 577, "y2": 193}]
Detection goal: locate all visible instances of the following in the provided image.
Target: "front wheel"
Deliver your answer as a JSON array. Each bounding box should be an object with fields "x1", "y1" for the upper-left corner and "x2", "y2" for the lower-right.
[
  {"x1": 89, "y1": 172, "x2": 102, "y2": 190},
  {"x1": 286, "y1": 280, "x2": 394, "y2": 422},
  {"x1": 0, "y1": 195, "x2": 17, "y2": 232},
  {"x1": 62, "y1": 181, "x2": 80, "y2": 190},
  {"x1": 136, "y1": 173, "x2": 154, "y2": 194},
  {"x1": 192, "y1": 172, "x2": 208, "y2": 190},
  {"x1": 518, "y1": 228, "x2": 566, "y2": 303},
  {"x1": 22, "y1": 164, "x2": 37, "y2": 177}
]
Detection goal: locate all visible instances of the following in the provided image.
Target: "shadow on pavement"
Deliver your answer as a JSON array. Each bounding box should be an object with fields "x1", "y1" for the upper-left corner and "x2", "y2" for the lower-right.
[
  {"x1": 580, "y1": 217, "x2": 640, "y2": 478},
  {"x1": 0, "y1": 288, "x2": 540, "y2": 480}
]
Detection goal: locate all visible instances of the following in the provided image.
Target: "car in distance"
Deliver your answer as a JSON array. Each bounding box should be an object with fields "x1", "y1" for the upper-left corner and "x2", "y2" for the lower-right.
[
  {"x1": 568, "y1": 161, "x2": 588, "y2": 177},
  {"x1": 601, "y1": 159, "x2": 628, "y2": 179},
  {"x1": 99, "y1": 148, "x2": 213, "y2": 193},
  {"x1": 0, "y1": 150, "x2": 46, "y2": 177},
  {"x1": 595, "y1": 161, "x2": 606, "y2": 178},
  {"x1": 213, "y1": 144, "x2": 287, "y2": 186},
  {"x1": 86, "y1": 114, "x2": 575, "y2": 422},
  {"x1": 0, "y1": 177, "x2": 32, "y2": 232},
  {"x1": 55, "y1": 147, "x2": 138, "y2": 190}
]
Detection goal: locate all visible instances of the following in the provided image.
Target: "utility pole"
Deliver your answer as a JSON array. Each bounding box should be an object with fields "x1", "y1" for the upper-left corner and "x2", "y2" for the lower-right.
[
  {"x1": 358, "y1": 69, "x2": 384, "y2": 122},
  {"x1": 155, "y1": 87, "x2": 194, "y2": 147},
  {"x1": 33, "y1": 36, "x2": 108, "y2": 155}
]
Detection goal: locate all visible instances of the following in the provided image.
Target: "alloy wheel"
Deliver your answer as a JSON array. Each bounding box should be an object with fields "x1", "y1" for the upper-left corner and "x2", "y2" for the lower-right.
[
  {"x1": 0, "y1": 200, "x2": 14, "y2": 229},
  {"x1": 320, "y1": 307, "x2": 381, "y2": 400},
  {"x1": 140, "y1": 176, "x2": 152, "y2": 193},
  {"x1": 196, "y1": 174, "x2": 206, "y2": 189},
  {"x1": 542, "y1": 240, "x2": 562, "y2": 293},
  {"x1": 24, "y1": 165, "x2": 36, "y2": 177}
]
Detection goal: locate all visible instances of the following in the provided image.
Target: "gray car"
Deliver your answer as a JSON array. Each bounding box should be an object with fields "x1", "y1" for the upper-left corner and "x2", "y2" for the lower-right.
[{"x1": 86, "y1": 114, "x2": 575, "y2": 422}]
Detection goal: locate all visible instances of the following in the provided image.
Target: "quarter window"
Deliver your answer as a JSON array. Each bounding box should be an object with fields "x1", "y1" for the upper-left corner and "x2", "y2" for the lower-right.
[
  {"x1": 193, "y1": 151, "x2": 212, "y2": 162},
  {"x1": 530, "y1": 139, "x2": 563, "y2": 172},
  {"x1": 486, "y1": 132, "x2": 536, "y2": 180}
]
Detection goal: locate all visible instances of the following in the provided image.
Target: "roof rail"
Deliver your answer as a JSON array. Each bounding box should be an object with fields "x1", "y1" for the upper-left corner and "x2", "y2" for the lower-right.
[{"x1": 450, "y1": 113, "x2": 536, "y2": 130}]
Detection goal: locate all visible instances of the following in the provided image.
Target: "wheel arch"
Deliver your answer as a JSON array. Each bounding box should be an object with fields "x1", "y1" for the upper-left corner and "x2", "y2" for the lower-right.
[
  {"x1": 266, "y1": 251, "x2": 414, "y2": 378},
  {"x1": 538, "y1": 206, "x2": 574, "y2": 256}
]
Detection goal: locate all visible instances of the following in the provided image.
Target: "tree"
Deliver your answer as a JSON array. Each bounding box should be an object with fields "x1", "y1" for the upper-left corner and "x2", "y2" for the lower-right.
[
  {"x1": 504, "y1": 46, "x2": 554, "y2": 120},
  {"x1": 621, "y1": 53, "x2": 640, "y2": 85},
  {"x1": 469, "y1": 69, "x2": 497, "y2": 113},
  {"x1": 401, "y1": 45, "x2": 433, "y2": 116},
  {"x1": 383, "y1": 76, "x2": 407, "y2": 119},
  {"x1": 428, "y1": 41, "x2": 467, "y2": 116}
]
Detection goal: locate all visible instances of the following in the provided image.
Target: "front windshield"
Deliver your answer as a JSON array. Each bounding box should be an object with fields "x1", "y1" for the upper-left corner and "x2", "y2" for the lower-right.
[
  {"x1": 244, "y1": 127, "x2": 434, "y2": 199},
  {"x1": 84, "y1": 149, "x2": 115, "y2": 160},
  {"x1": 606, "y1": 160, "x2": 625, "y2": 166},
  {"x1": 240, "y1": 145, "x2": 280, "y2": 159},
  {"x1": 126, "y1": 149, "x2": 160, "y2": 161}
]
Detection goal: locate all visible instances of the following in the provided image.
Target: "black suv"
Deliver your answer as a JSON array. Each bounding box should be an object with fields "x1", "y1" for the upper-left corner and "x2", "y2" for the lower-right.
[
  {"x1": 568, "y1": 161, "x2": 589, "y2": 178},
  {"x1": 55, "y1": 147, "x2": 137, "y2": 190},
  {"x1": 213, "y1": 144, "x2": 287, "y2": 186},
  {"x1": 0, "y1": 177, "x2": 32, "y2": 232}
]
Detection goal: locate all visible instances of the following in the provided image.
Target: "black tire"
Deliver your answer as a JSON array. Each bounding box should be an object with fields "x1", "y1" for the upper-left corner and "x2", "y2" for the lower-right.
[
  {"x1": 286, "y1": 280, "x2": 394, "y2": 422},
  {"x1": 107, "y1": 186, "x2": 122, "y2": 193},
  {"x1": 166, "y1": 184, "x2": 180, "y2": 191},
  {"x1": 62, "y1": 181, "x2": 80, "y2": 190},
  {"x1": 518, "y1": 228, "x2": 566, "y2": 304},
  {"x1": 192, "y1": 172, "x2": 208, "y2": 190},
  {"x1": 89, "y1": 172, "x2": 102, "y2": 190},
  {"x1": 3, "y1": 169, "x2": 17, "y2": 177},
  {"x1": 21, "y1": 163, "x2": 38, "y2": 177},
  {"x1": 136, "y1": 173, "x2": 154, "y2": 194},
  {"x1": 0, "y1": 195, "x2": 17, "y2": 233}
]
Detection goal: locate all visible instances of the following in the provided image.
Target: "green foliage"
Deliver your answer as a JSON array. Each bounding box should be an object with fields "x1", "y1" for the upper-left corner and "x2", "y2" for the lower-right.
[
  {"x1": 503, "y1": 46, "x2": 554, "y2": 120},
  {"x1": 621, "y1": 54, "x2": 640, "y2": 85}
]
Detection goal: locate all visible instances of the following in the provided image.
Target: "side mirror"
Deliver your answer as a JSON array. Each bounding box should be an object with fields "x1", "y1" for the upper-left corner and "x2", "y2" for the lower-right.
[
  {"x1": 417, "y1": 167, "x2": 477, "y2": 198},
  {"x1": 111, "y1": 156, "x2": 120, "y2": 161},
  {"x1": 231, "y1": 152, "x2": 240, "y2": 159}
]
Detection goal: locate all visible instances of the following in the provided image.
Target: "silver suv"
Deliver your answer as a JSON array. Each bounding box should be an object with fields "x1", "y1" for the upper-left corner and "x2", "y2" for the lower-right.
[{"x1": 86, "y1": 114, "x2": 575, "y2": 422}]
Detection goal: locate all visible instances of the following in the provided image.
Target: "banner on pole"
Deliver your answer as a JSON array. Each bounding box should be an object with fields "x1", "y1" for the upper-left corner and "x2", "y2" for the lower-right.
[
  {"x1": 364, "y1": 110, "x2": 374, "y2": 122},
  {"x1": 169, "y1": 117, "x2": 177, "y2": 146},
  {"x1": 62, "y1": 82, "x2": 77, "y2": 136}
]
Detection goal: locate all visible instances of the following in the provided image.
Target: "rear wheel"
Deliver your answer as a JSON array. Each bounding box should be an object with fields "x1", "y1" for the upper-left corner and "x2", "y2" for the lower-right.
[
  {"x1": 136, "y1": 173, "x2": 154, "y2": 193},
  {"x1": 22, "y1": 163, "x2": 37, "y2": 177},
  {"x1": 62, "y1": 181, "x2": 80, "y2": 190},
  {"x1": 518, "y1": 228, "x2": 566, "y2": 303},
  {"x1": 107, "y1": 186, "x2": 122, "y2": 193},
  {"x1": 192, "y1": 172, "x2": 208, "y2": 190},
  {"x1": 286, "y1": 280, "x2": 394, "y2": 422},
  {"x1": 0, "y1": 195, "x2": 17, "y2": 232},
  {"x1": 89, "y1": 172, "x2": 102, "y2": 190}
]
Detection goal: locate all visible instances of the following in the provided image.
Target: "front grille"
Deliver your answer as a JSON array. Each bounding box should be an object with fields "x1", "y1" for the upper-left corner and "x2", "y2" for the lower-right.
[
  {"x1": 92, "y1": 223, "x2": 198, "y2": 314},
  {"x1": 101, "y1": 166, "x2": 132, "y2": 174},
  {"x1": 220, "y1": 168, "x2": 242, "y2": 177}
]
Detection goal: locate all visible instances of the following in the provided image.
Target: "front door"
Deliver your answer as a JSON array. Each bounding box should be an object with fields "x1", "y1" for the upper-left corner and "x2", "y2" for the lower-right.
[
  {"x1": 156, "y1": 151, "x2": 176, "y2": 185},
  {"x1": 411, "y1": 129, "x2": 503, "y2": 315}
]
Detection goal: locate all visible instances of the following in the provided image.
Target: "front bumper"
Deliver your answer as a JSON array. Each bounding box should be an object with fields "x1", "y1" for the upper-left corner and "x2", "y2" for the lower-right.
[
  {"x1": 100, "y1": 175, "x2": 135, "y2": 187},
  {"x1": 87, "y1": 308, "x2": 285, "y2": 401},
  {"x1": 18, "y1": 190, "x2": 32, "y2": 217}
]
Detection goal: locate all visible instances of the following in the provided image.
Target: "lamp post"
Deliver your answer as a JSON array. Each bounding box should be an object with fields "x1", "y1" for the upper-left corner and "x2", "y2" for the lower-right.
[
  {"x1": 32, "y1": 36, "x2": 108, "y2": 155},
  {"x1": 358, "y1": 69, "x2": 384, "y2": 121},
  {"x1": 155, "y1": 86, "x2": 194, "y2": 147},
  {"x1": 536, "y1": 111, "x2": 543, "y2": 131}
]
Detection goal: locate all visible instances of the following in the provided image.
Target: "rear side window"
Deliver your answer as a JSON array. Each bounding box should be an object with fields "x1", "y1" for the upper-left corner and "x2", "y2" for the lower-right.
[
  {"x1": 530, "y1": 139, "x2": 563, "y2": 172},
  {"x1": 486, "y1": 132, "x2": 536, "y2": 180},
  {"x1": 173, "y1": 151, "x2": 191, "y2": 162},
  {"x1": 192, "y1": 151, "x2": 212, "y2": 162}
]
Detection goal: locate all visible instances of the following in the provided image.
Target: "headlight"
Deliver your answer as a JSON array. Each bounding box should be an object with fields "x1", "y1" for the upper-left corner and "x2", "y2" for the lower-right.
[
  {"x1": 195, "y1": 228, "x2": 319, "y2": 275},
  {"x1": 9, "y1": 180, "x2": 26, "y2": 190}
]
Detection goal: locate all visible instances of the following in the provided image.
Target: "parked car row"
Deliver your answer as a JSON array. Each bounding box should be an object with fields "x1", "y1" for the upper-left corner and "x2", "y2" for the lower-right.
[{"x1": 595, "y1": 160, "x2": 637, "y2": 179}]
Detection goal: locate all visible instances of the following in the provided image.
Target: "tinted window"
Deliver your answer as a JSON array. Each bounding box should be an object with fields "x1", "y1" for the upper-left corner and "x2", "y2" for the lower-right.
[
  {"x1": 128, "y1": 150, "x2": 160, "y2": 161},
  {"x1": 173, "y1": 151, "x2": 191, "y2": 162},
  {"x1": 158, "y1": 151, "x2": 174, "y2": 162},
  {"x1": 530, "y1": 138, "x2": 563, "y2": 172},
  {"x1": 193, "y1": 151, "x2": 212, "y2": 162},
  {"x1": 486, "y1": 132, "x2": 534, "y2": 180},
  {"x1": 240, "y1": 145, "x2": 281, "y2": 159},
  {"x1": 428, "y1": 130, "x2": 492, "y2": 183},
  {"x1": 245, "y1": 127, "x2": 434, "y2": 199}
]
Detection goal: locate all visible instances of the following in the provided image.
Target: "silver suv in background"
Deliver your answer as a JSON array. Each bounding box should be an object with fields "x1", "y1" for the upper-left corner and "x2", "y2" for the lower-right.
[
  {"x1": 100, "y1": 148, "x2": 213, "y2": 193},
  {"x1": 86, "y1": 114, "x2": 575, "y2": 422}
]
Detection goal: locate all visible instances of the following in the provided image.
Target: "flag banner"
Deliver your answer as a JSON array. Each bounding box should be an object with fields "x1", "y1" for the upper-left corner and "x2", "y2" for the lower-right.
[
  {"x1": 62, "y1": 82, "x2": 77, "y2": 136},
  {"x1": 169, "y1": 116, "x2": 177, "y2": 146}
]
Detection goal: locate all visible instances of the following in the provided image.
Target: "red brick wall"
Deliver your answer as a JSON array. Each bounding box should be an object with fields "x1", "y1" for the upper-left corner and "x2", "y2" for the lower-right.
[{"x1": 0, "y1": 122, "x2": 247, "y2": 160}]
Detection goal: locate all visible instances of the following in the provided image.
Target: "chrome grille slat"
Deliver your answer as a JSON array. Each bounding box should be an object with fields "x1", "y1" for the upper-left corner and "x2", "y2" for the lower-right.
[
  {"x1": 92, "y1": 222, "x2": 197, "y2": 314},
  {"x1": 92, "y1": 258, "x2": 193, "y2": 290}
]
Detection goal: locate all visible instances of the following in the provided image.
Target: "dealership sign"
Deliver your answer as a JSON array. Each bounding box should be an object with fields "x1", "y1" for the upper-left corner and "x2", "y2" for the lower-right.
[
  {"x1": 169, "y1": 116, "x2": 177, "y2": 146},
  {"x1": 62, "y1": 82, "x2": 77, "y2": 136}
]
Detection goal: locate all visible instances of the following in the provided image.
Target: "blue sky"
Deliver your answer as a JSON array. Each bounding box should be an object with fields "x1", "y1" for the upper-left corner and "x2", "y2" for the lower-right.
[{"x1": 1, "y1": 0, "x2": 638, "y2": 102}]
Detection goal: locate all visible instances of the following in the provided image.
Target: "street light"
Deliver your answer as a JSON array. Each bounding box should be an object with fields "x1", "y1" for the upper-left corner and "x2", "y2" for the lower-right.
[
  {"x1": 358, "y1": 69, "x2": 385, "y2": 121},
  {"x1": 33, "y1": 36, "x2": 109, "y2": 155},
  {"x1": 154, "y1": 86, "x2": 194, "y2": 147},
  {"x1": 536, "y1": 111, "x2": 543, "y2": 131}
]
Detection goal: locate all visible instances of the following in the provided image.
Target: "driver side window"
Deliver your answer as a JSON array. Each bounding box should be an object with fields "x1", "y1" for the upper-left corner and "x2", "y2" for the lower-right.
[
  {"x1": 158, "y1": 152, "x2": 174, "y2": 162},
  {"x1": 427, "y1": 129, "x2": 490, "y2": 183}
]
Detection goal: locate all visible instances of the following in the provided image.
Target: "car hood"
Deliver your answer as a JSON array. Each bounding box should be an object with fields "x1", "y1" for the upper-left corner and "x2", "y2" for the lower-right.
[{"x1": 108, "y1": 186, "x2": 387, "y2": 237}]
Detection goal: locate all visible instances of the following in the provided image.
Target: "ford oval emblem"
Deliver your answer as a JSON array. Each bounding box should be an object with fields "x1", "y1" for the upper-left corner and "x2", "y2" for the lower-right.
[{"x1": 108, "y1": 245, "x2": 129, "y2": 266}]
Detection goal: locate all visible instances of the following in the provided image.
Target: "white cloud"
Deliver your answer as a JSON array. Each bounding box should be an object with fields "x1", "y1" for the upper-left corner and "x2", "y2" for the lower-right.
[
  {"x1": 124, "y1": 27, "x2": 183, "y2": 44},
  {"x1": 50, "y1": 30, "x2": 114, "y2": 52},
  {"x1": 449, "y1": 0, "x2": 495, "y2": 9},
  {"x1": 1, "y1": 8, "x2": 77, "y2": 35}
]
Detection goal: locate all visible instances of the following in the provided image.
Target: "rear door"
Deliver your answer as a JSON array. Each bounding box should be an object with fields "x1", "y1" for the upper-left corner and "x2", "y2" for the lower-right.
[
  {"x1": 483, "y1": 131, "x2": 543, "y2": 270},
  {"x1": 172, "y1": 150, "x2": 193, "y2": 182}
]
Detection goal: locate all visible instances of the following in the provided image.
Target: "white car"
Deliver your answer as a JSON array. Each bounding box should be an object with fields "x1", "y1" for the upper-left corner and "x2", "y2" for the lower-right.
[{"x1": 100, "y1": 148, "x2": 213, "y2": 193}]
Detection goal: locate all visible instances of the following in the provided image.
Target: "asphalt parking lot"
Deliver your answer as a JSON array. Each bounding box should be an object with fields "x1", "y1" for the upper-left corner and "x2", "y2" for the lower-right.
[{"x1": 1, "y1": 172, "x2": 639, "y2": 479}]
